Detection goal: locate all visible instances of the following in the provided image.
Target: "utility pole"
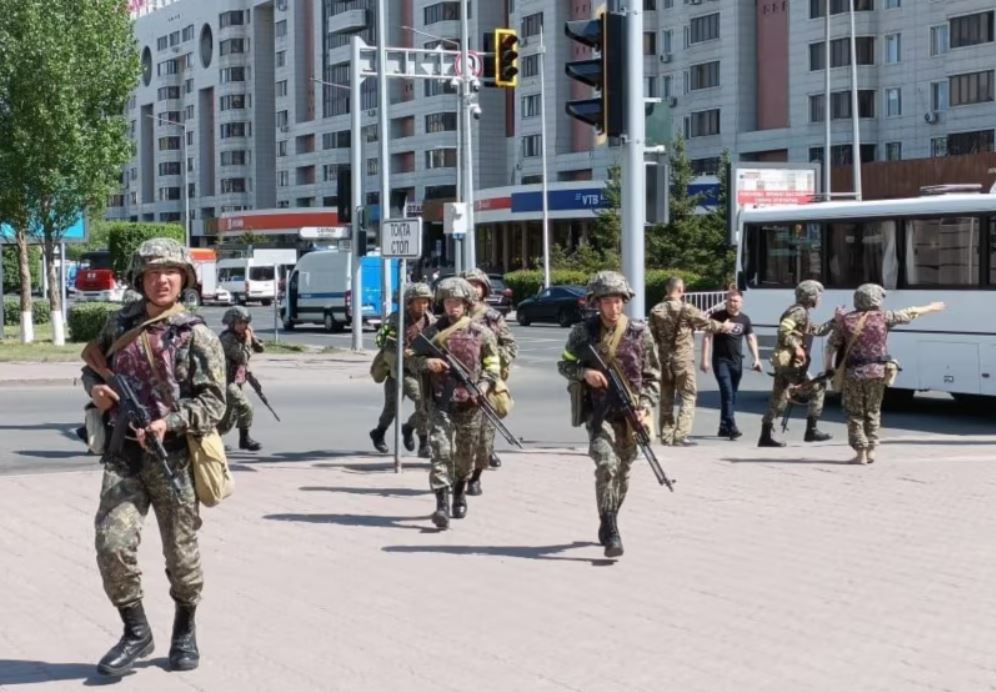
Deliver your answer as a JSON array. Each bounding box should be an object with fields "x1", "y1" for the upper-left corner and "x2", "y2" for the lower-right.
[
  {"x1": 848, "y1": 0, "x2": 863, "y2": 200},
  {"x1": 621, "y1": 3, "x2": 646, "y2": 318},
  {"x1": 350, "y1": 37, "x2": 364, "y2": 349},
  {"x1": 376, "y1": 0, "x2": 392, "y2": 317},
  {"x1": 824, "y1": 6, "x2": 831, "y2": 200},
  {"x1": 460, "y1": 0, "x2": 475, "y2": 271},
  {"x1": 538, "y1": 26, "x2": 551, "y2": 289}
]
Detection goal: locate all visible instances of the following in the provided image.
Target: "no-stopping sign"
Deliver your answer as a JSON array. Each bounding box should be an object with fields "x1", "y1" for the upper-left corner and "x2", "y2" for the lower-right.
[{"x1": 454, "y1": 50, "x2": 484, "y2": 78}]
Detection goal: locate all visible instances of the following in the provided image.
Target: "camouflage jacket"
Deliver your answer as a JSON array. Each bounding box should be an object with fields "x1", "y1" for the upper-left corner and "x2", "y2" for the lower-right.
[
  {"x1": 469, "y1": 302, "x2": 518, "y2": 372},
  {"x1": 827, "y1": 306, "x2": 922, "y2": 379},
  {"x1": 220, "y1": 329, "x2": 265, "y2": 384},
  {"x1": 772, "y1": 303, "x2": 833, "y2": 369},
  {"x1": 80, "y1": 300, "x2": 226, "y2": 435},
  {"x1": 559, "y1": 316, "x2": 661, "y2": 414},
  {"x1": 413, "y1": 315, "x2": 500, "y2": 405},
  {"x1": 649, "y1": 298, "x2": 725, "y2": 364},
  {"x1": 375, "y1": 309, "x2": 436, "y2": 375}
]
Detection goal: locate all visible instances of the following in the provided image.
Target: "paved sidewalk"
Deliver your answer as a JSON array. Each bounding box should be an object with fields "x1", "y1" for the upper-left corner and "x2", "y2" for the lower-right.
[{"x1": 3, "y1": 435, "x2": 996, "y2": 691}]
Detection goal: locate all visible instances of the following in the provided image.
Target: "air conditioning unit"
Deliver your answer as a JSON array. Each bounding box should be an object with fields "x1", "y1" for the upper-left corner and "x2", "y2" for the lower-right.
[
  {"x1": 924, "y1": 111, "x2": 939, "y2": 124},
  {"x1": 660, "y1": 52, "x2": 673, "y2": 63},
  {"x1": 668, "y1": 96, "x2": 678, "y2": 108}
]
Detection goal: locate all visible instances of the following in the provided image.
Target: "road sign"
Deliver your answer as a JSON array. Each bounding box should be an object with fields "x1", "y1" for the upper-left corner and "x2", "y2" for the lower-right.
[
  {"x1": 0, "y1": 213, "x2": 87, "y2": 244},
  {"x1": 443, "y1": 202, "x2": 467, "y2": 236},
  {"x1": 455, "y1": 51, "x2": 484, "y2": 78},
  {"x1": 299, "y1": 226, "x2": 349, "y2": 240},
  {"x1": 380, "y1": 218, "x2": 423, "y2": 259}
]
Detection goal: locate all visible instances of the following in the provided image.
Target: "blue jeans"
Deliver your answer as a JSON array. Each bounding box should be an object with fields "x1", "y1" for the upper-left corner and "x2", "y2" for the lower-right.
[{"x1": 713, "y1": 357, "x2": 743, "y2": 432}]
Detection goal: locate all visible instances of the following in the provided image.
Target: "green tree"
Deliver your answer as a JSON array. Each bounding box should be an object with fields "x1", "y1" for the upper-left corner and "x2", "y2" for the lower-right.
[
  {"x1": 107, "y1": 222, "x2": 185, "y2": 276},
  {"x1": 0, "y1": 0, "x2": 139, "y2": 343}
]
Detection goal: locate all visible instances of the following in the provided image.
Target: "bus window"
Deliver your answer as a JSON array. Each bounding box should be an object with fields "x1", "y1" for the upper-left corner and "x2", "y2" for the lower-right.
[
  {"x1": 989, "y1": 218, "x2": 996, "y2": 286},
  {"x1": 826, "y1": 220, "x2": 898, "y2": 289},
  {"x1": 749, "y1": 222, "x2": 823, "y2": 287},
  {"x1": 905, "y1": 217, "x2": 981, "y2": 287}
]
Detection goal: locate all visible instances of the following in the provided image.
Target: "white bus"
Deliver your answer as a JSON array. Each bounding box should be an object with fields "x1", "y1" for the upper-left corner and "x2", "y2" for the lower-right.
[{"x1": 737, "y1": 191, "x2": 996, "y2": 403}]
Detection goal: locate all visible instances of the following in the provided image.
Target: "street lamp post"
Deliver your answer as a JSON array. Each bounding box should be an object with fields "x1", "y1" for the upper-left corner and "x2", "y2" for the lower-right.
[{"x1": 145, "y1": 113, "x2": 190, "y2": 247}]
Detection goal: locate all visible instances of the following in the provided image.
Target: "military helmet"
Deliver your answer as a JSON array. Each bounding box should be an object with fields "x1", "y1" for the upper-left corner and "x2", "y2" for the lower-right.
[
  {"x1": 586, "y1": 270, "x2": 635, "y2": 301},
  {"x1": 129, "y1": 237, "x2": 197, "y2": 293},
  {"x1": 435, "y1": 276, "x2": 476, "y2": 305},
  {"x1": 854, "y1": 283, "x2": 887, "y2": 311},
  {"x1": 461, "y1": 268, "x2": 492, "y2": 297},
  {"x1": 404, "y1": 282, "x2": 434, "y2": 303},
  {"x1": 795, "y1": 279, "x2": 825, "y2": 305},
  {"x1": 222, "y1": 306, "x2": 252, "y2": 327}
]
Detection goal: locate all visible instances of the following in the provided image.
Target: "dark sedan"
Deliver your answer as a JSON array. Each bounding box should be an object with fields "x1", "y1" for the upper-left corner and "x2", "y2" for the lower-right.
[{"x1": 516, "y1": 285, "x2": 589, "y2": 327}]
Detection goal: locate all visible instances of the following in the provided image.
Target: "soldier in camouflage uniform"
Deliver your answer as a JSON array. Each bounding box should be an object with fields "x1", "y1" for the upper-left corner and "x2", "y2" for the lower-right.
[
  {"x1": 826, "y1": 284, "x2": 945, "y2": 464},
  {"x1": 558, "y1": 271, "x2": 660, "y2": 558},
  {"x1": 413, "y1": 277, "x2": 501, "y2": 529},
  {"x1": 370, "y1": 282, "x2": 435, "y2": 457},
  {"x1": 217, "y1": 306, "x2": 264, "y2": 451},
  {"x1": 82, "y1": 238, "x2": 226, "y2": 676},
  {"x1": 462, "y1": 268, "x2": 518, "y2": 494},
  {"x1": 759, "y1": 279, "x2": 834, "y2": 447},
  {"x1": 649, "y1": 276, "x2": 731, "y2": 446}
]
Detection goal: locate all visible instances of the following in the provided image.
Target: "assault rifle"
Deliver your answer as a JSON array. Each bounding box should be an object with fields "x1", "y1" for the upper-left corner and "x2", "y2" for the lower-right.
[
  {"x1": 585, "y1": 344, "x2": 676, "y2": 492},
  {"x1": 777, "y1": 368, "x2": 835, "y2": 433},
  {"x1": 108, "y1": 374, "x2": 182, "y2": 499},
  {"x1": 246, "y1": 372, "x2": 281, "y2": 422},
  {"x1": 415, "y1": 332, "x2": 522, "y2": 449}
]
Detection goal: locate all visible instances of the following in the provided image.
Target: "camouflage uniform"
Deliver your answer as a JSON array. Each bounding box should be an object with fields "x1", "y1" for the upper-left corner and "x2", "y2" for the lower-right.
[
  {"x1": 81, "y1": 238, "x2": 226, "y2": 675},
  {"x1": 559, "y1": 271, "x2": 660, "y2": 558},
  {"x1": 828, "y1": 284, "x2": 927, "y2": 461},
  {"x1": 463, "y1": 268, "x2": 518, "y2": 490},
  {"x1": 217, "y1": 307, "x2": 265, "y2": 441},
  {"x1": 759, "y1": 280, "x2": 833, "y2": 446},
  {"x1": 649, "y1": 298, "x2": 725, "y2": 444},
  {"x1": 413, "y1": 278, "x2": 501, "y2": 529}
]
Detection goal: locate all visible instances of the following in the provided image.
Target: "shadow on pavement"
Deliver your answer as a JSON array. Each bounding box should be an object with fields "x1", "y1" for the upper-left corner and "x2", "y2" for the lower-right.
[
  {"x1": 721, "y1": 456, "x2": 856, "y2": 466},
  {"x1": 300, "y1": 486, "x2": 429, "y2": 497},
  {"x1": 0, "y1": 658, "x2": 165, "y2": 686},
  {"x1": 264, "y1": 512, "x2": 427, "y2": 531},
  {"x1": 14, "y1": 450, "x2": 87, "y2": 460},
  {"x1": 313, "y1": 461, "x2": 431, "y2": 473},
  {"x1": 0, "y1": 422, "x2": 79, "y2": 432},
  {"x1": 382, "y1": 541, "x2": 616, "y2": 566},
  {"x1": 229, "y1": 449, "x2": 383, "y2": 464}
]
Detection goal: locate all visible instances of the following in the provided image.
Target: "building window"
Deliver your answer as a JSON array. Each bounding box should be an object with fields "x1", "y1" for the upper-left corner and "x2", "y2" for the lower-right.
[
  {"x1": 184, "y1": 105, "x2": 194, "y2": 121},
  {"x1": 947, "y1": 129, "x2": 995, "y2": 155},
  {"x1": 931, "y1": 81, "x2": 949, "y2": 111},
  {"x1": 886, "y1": 0, "x2": 900, "y2": 7},
  {"x1": 158, "y1": 136, "x2": 181, "y2": 151},
  {"x1": 157, "y1": 36, "x2": 168, "y2": 51},
  {"x1": 276, "y1": 111, "x2": 288, "y2": 128},
  {"x1": 690, "y1": 157, "x2": 720, "y2": 175},
  {"x1": 521, "y1": 54, "x2": 540, "y2": 78},
  {"x1": 157, "y1": 59, "x2": 178, "y2": 76},
  {"x1": 644, "y1": 0, "x2": 655, "y2": 9},
  {"x1": 276, "y1": 80, "x2": 288, "y2": 97},
  {"x1": 186, "y1": 131, "x2": 193, "y2": 146},
  {"x1": 689, "y1": 61, "x2": 720, "y2": 90},
  {"x1": 809, "y1": 144, "x2": 875, "y2": 165},
  {"x1": 278, "y1": 141, "x2": 288, "y2": 157},
  {"x1": 219, "y1": 10, "x2": 245, "y2": 27},
  {"x1": 688, "y1": 13, "x2": 719, "y2": 44},
  {"x1": 686, "y1": 109, "x2": 720, "y2": 137},
  {"x1": 158, "y1": 161, "x2": 182, "y2": 176},
  {"x1": 930, "y1": 25, "x2": 949, "y2": 56},
  {"x1": 931, "y1": 136, "x2": 947, "y2": 158},
  {"x1": 905, "y1": 217, "x2": 980, "y2": 286},
  {"x1": 158, "y1": 187, "x2": 181, "y2": 201},
  {"x1": 885, "y1": 33, "x2": 901, "y2": 64},
  {"x1": 366, "y1": 158, "x2": 379, "y2": 176},
  {"x1": 643, "y1": 32, "x2": 656, "y2": 55},
  {"x1": 278, "y1": 171, "x2": 289, "y2": 187},
  {"x1": 885, "y1": 142, "x2": 902, "y2": 160},
  {"x1": 322, "y1": 130, "x2": 350, "y2": 149},
  {"x1": 276, "y1": 51, "x2": 286, "y2": 68},
  {"x1": 182, "y1": 24, "x2": 195, "y2": 41},
  {"x1": 521, "y1": 94, "x2": 541, "y2": 118},
  {"x1": 950, "y1": 11, "x2": 994, "y2": 49},
  {"x1": 808, "y1": 90, "x2": 875, "y2": 121},
  {"x1": 950, "y1": 70, "x2": 995, "y2": 107},
  {"x1": 425, "y1": 112, "x2": 457, "y2": 132},
  {"x1": 425, "y1": 185, "x2": 456, "y2": 200},
  {"x1": 662, "y1": 29, "x2": 672, "y2": 54},
  {"x1": 169, "y1": 31, "x2": 180, "y2": 47},
  {"x1": 184, "y1": 79, "x2": 193, "y2": 94},
  {"x1": 220, "y1": 122, "x2": 248, "y2": 138},
  {"x1": 662, "y1": 75, "x2": 672, "y2": 98},
  {"x1": 424, "y1": 1, "x2": 461, "y2": 24},
  {"x1": 644, "y1": 76, "x2": 656, "y2": 98},
  {"x1": 425, "y1": 148, "x2": 457, "y2": 169},
  {"x1": 220, "y1": 38, "x2": 246, "y2": 55},
  {"x1": 158, "y1": 86, "x2": 181, "y2": 101},
  {"x1": 810, "y1": 0, "x2": 873, "y2": 18},
  {"x1": 275, "y1": 20, "x2": 287, "y2": 38},
  {"x1": 221, "y1": 150, "x2": 248, "y2": 166},
  {"x1": 521, "y1": 134, "x2": 542, "y2": 157},
  {"x1": 220, "y1": 67, "x2": 246, "y2": 83},
  {"x1": 521, "y1": 12, "x2": 543, "y2": 38},
  {"x1": 885, "y1": 88, "x2": 902, "y2": 117},
  {"x1": 220, "y1": 94, "x2": 247, "y2": 111}
]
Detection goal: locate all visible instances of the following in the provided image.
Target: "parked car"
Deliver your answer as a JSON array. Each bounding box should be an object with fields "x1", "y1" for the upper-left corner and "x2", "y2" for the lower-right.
[
  {"x1": 516, "y1": 285, "x2": 588, "y2": 327},
  {"x1": 485, "y1": 275, "x2": 513, "y2": 315}
]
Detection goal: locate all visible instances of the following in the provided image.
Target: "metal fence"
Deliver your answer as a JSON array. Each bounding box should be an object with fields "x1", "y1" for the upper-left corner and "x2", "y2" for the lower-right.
[{"x1": 684, "y1": 291, "x2": 729, "y2": 315}]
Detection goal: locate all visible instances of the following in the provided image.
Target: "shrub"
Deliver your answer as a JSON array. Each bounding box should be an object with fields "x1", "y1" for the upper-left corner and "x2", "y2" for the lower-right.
[
  {"x1": 68, "y1": 302, "x2": 120, "y2": 343},
  {"x1": 3, "y1": 298, "x2": 52, "y2": 326},
  {"x1": 107, "y1": 222, "x2": 185, "y2": 276},
  {"x1": 645, "y1": 269, "x2": 711, "y2": 307}
]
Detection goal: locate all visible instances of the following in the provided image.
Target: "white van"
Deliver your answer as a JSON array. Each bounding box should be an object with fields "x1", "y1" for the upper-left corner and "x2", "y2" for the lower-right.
[
  {"x1": 282, "y1": 250, "x2": 390, "y2": 332},
  {"x1": 217, "y1": 249, "x2": 297, "y2": 306}
]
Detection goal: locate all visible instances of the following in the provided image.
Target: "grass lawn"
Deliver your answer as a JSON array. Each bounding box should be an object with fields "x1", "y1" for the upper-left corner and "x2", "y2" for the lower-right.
[{"x1": 0, "y1": 322, "x2": 82, "y2": 362}]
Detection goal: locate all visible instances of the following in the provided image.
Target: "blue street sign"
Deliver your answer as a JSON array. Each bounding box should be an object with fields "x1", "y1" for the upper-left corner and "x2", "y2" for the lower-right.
[{"x1": 0, "y1": 212, "x2": 87, "y2": 243}]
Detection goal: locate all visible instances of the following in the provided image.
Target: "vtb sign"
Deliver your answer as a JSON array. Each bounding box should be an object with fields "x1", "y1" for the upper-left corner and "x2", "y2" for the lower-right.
[{"x1": 380, "y1": 218, "x2": 423, "y2": 259}]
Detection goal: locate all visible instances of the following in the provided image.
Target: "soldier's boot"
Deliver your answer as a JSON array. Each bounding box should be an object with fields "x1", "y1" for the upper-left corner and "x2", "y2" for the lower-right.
[
  {"x1": 430, "y1": 488, "x2": 450, "y2": 529},
  {"x1": 401, "y1": 423, "x2": 416, "y2": 452},
  {"x1": 369, "y1": 427, "x2": 389, "y2": 454},
  {"x1": 867, "y1": 445, "x2": 877, "y2": 464},
  {"x1": 452, "y1": 480, "x2": 468, "y2": 519},
  {"x1": 466, "y1": 468, "x2": 483, "y2": 496},
  {"x1": 601, "y1": 511, "x2": 624, "y2": 558},
  {"x1": 597, "y1": 514, "x2": 609, "y2": 546},
  {"x1": 238, "y1": 428, "x2": 261, "y2": 452},
  {"x1": 96, "y1": 602, "x2": 154, "y2": 677},
  {"x1": 757, "y1": 422, "x2": 786, "y2": 448},
  {"x1": 489, "y1": 452, "x2": 502, "y2": 468},
  {"x1": 168, "y1": 603, "x2": 199, "y2": 671},
  {"x1": 803, "y1": 416, "x2": 832, "y2": 443},
  {"x1": 417, "y1": 435, "x2": 430, "y2": 458},
  {"x1": 849, "y1": 449, "x2": 869, "y2": 465}
]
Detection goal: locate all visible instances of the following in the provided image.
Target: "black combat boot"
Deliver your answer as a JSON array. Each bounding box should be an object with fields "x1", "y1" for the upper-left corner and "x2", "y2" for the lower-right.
[
  {"x1": 728, "y1": 425, "x2": 743, "y2": 440},
  {"x1": 466, "y1": 468, "x2": 483, "y2": 496},
  {"x1": 168, "y1": 603, "x2": 199, "y2": 671},
  {"x1": 804, "y1": 416, "x2": 832, "y2": 442},
  {"x1": 96, "y1": 602, "x2": 154, "y2": 677},
  {"x1": 452, "y1": 480, "x2": 468, "y2": 519},
  {"x1": 238, "y1": 428, "x2": 261, "y2": 452},
  {"x1": 431, "y1": 488, "x2": 451, "y2": 529},
  {"x1": 369, "y1": 427, "x2": 389, "y2": 454},
  {"x1": 601, "y1": 511, "x2": 623, "y2": 558},
  {"x1": 597, "y1": 514, "x2": 609, "y2": 546},
  {"x1": 417, "y1": 435, "x2": 430, "y2": 458},
  {"x1": 757, "y1": 422, "x2": 786, "y2": 448},
  {"x1": 489, "y1": 452, "x2": 502, "y2": 468},
  {"x1": 401, "y1": 423, "x2": 415, "y2": 452}
]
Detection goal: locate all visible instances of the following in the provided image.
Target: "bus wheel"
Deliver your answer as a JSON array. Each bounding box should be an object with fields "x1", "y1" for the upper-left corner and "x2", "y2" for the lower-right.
[{"x1": 181, "y1": 288, "x2": 200, "y2": 308}]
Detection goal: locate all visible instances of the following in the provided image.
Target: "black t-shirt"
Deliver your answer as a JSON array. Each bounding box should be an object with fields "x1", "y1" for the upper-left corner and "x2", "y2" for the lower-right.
[{"x1": 710, "y1": 310, "x2": 753, "y2": 361}]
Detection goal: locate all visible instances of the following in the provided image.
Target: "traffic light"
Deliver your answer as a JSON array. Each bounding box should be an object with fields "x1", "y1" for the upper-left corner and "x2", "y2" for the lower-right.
[
  {"x1": 564, "y1": 11, "x2": 626, "y2": 137},
  {"x1": 494, "y1": 28, "x2": 519, "y2": 88}
]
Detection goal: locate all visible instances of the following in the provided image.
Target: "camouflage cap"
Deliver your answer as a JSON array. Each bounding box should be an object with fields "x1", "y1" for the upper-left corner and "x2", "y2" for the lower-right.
[
  {"x1": 586, "y1": 270, "x2": 635, "y2": 301},
  {"x1": 129, "y1": 237, "x2": 197, "y2": 292},
  {"x1": 435, "y1": 276, "x2": 476, "y2": 304},
  {"x1": 461, "y1": 268, "x2": 493, "y2": 297},
  {"x1": 795, "y1": 279, "x2": 825, "y2": 305},
  {"x1": 404, "y1": 282, "x2": 434, "y2": 303},
  {"x1": 222, "y1": 306, "x2": 252, "y2": 326},
  {"x1": 853, "y1": 283, "x2": 887, "y2": 311}
]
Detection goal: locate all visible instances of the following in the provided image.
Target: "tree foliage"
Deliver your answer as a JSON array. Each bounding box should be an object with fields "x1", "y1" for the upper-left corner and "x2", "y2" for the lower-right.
[{"x1": 107, "y1": 223, "x2": 185, "y2": 276}]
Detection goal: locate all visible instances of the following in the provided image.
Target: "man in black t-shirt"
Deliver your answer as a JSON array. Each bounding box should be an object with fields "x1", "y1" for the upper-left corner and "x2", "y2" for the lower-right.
[{"x1": 701, "y1": 291, "x2": 762, "y2": 439}]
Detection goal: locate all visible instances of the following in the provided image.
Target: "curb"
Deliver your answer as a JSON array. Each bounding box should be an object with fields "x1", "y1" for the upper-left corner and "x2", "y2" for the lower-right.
[{"x1": 0, "y1": 378, "x2": 76, "y2": 388}]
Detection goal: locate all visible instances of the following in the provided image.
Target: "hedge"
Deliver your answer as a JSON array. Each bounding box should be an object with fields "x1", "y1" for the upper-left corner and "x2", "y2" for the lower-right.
[
  {"x1": 503, "y1": 268, "x2": 713, "y2": 311},
  {"x1": 3, "y1": 298, "x2": 52, "y2": 326},
  {"x1": 68, "y1": 302, "x2": 120, "y2": 343},
  {"x1": 2, "y1": 245, "x2": 42, "y2": 294},
  {"x1": 107, "y1": 222, "x2": 185, "y2": 276}
]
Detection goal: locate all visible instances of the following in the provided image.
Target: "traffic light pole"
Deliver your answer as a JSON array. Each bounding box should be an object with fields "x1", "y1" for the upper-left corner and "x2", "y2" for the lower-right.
[
  {"x1": 621, "y1": 6, "x2": 646, "y2": 318},
  {"x1": 460, "y1": 0, "x2": 476, "y2": 271},
  {"x1": 377, "y1": 0, "x2": 392, "y2": 319}
]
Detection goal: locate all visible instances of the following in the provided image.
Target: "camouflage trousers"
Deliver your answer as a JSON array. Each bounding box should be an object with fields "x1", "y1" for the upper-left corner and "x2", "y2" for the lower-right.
[
  {"x1": 94, "y1": 447, "x2": 203, "y2": 608},
  {"x1": 659, "y1": 358, "x2": 697, "y2": 443},
  {"x1": 841, "y1": 376, "x2": 887, "y2": 451},
  {"x1": 474, "y1": 420, "x2": 496, "y2": 471},
  {"x1": 218, "y1": 382, "x2": 253, "y2": 434},
  {"x1": 761, "y1": 366, "x2": 825, "y2": 426},
  {"x1": 377, "y1": 375, "x2": 426, "y2": 435},
  {"x1": 588, "y1": 418, "x2": 637, "y2": 513},
  {"x1": 427, "y1": 404, "x2": 483, "y2": 490}
]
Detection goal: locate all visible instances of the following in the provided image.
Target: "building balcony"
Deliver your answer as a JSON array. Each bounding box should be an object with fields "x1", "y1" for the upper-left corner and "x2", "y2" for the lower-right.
[{"x1": 328, "y1": 8, "x2": 369, "y2": 34}]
